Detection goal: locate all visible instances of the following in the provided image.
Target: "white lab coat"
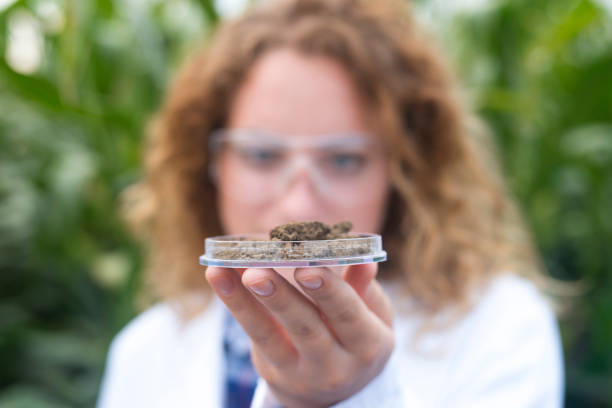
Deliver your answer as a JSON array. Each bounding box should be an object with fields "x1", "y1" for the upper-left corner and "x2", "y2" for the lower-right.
[{"x1": 97, "y1": 274, "x2": 564, "y2": 407}]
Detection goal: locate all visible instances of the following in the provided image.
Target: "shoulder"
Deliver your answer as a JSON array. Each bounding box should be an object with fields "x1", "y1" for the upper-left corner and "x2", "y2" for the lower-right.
[
  {"x1": 391, "y1": 273, "x2": 561, "y2": 355},
  {"x1": 107, "y1": 296, "x2": 222, "y2": 362},
  {"x1": 473, "y1": 274, "x2": 555, "y2": 321},
  {"x1": 464, "y1": 274, "x2": 559, "y2": 344},
  {"x1": 389, "y1": 273, "x2": 557, "y2": 335},
  {"x1": 109, "y1": 303, "x2": 180, "y2": 356},
  {"x1": 107, "y1": 301, "x2": 191, "y2": 361},
  {"x1": 100, "y1": 301, "x2": 185, "y2": 394}
]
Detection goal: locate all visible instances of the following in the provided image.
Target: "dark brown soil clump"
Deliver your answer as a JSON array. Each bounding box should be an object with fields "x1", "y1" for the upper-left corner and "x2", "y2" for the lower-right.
[
  {"x1": 269, "y1": 221, "x2": 353, "y2": 241},
  {"x1": 211, "y1": 221, "x2": 372, "y2": 261}
]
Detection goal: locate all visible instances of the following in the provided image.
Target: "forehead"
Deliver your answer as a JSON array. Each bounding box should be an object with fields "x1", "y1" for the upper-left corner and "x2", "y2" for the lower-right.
[{"x1": 227, "y1": 48, "x2": 374, "y2": 139}]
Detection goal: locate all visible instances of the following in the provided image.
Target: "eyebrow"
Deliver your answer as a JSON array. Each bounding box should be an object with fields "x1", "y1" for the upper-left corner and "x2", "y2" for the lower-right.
[{"x1": 212, "y1": 128, "x2": 375, "y2": 150}]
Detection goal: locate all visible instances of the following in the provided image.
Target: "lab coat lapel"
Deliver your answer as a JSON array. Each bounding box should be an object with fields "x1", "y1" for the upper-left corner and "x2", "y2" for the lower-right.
[{"x1": 167, "y1": 295, "x2": 226, "y2": 407}]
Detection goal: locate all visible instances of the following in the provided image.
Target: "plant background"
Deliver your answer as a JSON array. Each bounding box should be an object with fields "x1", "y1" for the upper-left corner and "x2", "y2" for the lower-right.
[{"x1": 0, "y1": 0, "x2": 610, "y2": 406}]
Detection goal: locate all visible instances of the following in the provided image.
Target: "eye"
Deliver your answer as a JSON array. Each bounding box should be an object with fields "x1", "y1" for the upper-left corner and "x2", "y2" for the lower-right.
[
  {"x1": 237, "y1": 146, "x2": 284, "y2": 168},
  {"x1": 323, "y1": 152, "x2": 367, "y2": 174}
]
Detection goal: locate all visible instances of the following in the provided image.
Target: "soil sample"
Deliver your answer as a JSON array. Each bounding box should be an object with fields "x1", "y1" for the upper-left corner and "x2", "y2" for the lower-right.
[
  {"x1": 269, "y1": 221, "x2": 353, "y2": 241},
  {"x1": 211, "y1": 221, "x2": 372, "y2": 261}
]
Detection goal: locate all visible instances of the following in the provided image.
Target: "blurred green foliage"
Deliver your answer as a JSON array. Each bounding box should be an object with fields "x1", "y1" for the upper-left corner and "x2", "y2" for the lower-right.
[
  {"x1": 0, "y1": 0, "x2": 610, "y2": 406},
  {"x1": 433, "y1": 1, "x2": 612, "y2": 405}
]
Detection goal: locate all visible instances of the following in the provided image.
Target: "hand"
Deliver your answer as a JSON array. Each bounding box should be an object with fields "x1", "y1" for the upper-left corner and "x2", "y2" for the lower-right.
[{"x1": 205, "y1": 264, "x2": 394, "y2": 408}]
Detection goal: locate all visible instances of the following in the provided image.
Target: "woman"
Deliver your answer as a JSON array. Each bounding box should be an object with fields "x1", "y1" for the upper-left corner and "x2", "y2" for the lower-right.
[{"x1": 98, "y1": 0, "x2": 563, "y2": 406}]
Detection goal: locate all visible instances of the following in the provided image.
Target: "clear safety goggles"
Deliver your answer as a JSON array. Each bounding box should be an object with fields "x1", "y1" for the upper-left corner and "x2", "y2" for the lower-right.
[{"x1": 209, "y1": 129, "x2": 388, "y2": 205}]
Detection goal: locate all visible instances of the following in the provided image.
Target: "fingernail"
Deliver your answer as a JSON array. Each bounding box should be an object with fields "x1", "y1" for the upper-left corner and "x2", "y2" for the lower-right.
[
  {"x1": 296, "y1": 274, "x2": 323, "y2": 290},
  {"x1": 214, "y1": 276, "x2": 234, "y2": 296},
  {"x1": 248, "y1": 279, "x2": 275, "y2": 297}
]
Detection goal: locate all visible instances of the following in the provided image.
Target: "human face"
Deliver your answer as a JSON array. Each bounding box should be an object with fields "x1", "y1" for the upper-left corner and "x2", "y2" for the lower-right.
[{"x1": 216, "y1": 48, "x2": 390, "y2": 236}]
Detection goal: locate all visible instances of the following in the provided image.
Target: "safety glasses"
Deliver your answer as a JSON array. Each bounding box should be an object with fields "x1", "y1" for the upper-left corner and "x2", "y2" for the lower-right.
[{"x1": 209, "y1": 129, "x2": 388, "y2": 205}]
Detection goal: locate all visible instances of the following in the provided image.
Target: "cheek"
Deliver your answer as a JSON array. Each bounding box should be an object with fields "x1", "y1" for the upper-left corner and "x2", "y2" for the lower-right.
[
  {"x1": 215, "y1": 155, "x2": 267, "y2": 235},
  {"x1": 340, "y1": 192, "x2": 389, "y2": 233},
  {"x1": 341, "y1": 165, "x2": 391, "y2": 233},
  {"x1": 216, "y1": 179, "x2": 263, "y2": 235}
]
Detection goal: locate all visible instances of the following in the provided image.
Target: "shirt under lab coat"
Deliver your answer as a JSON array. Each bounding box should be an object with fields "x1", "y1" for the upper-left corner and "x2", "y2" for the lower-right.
[{"x1": 97, "y1": 274, "x2": 564, "y2": 407}]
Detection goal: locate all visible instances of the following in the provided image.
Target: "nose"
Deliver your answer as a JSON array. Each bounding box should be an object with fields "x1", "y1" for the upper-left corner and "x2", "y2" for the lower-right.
[{"x1": 275, "y1": 167, "x2": 327, "y2": 222}]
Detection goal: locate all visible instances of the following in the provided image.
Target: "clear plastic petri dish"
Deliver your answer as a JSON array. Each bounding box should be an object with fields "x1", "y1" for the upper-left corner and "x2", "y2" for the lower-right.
[{"x1": 199, "y1": 233, "x2": 386, "y2": 268}]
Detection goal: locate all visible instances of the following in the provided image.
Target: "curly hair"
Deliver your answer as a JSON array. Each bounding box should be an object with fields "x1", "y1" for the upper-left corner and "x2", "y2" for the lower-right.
[{"x1": 123, "y1": 0, "x2": 544, "y2": 319}]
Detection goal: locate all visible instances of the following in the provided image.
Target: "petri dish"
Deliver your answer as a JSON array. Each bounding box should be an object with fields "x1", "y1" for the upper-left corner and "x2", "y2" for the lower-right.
[{"x1": 199, "y1": 233, "x2": 386, "y2": 268}]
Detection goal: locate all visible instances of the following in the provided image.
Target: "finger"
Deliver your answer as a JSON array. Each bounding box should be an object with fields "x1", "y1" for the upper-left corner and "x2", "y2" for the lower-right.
[
  {"x1": 294, "y1": 267, "x2": 392, "y2": 356},
  {"x1": 234, "y1": 267, "x2": 247, "y2": 277},
  {"x1": 343, "y1": 263, "x2": 377, "y2": 296},
  {"x1": 242, "y1": 268, "x2": 343, "y2": 360},
  {"x1": 205, "y1": 267, "x2": 297, "y2": 367},
  {"x1": 343, "y1": 264, "x2": 393, "y2": 326},
  {"x1": 362, "y1": 280, "x2": 394, "y2": 327}
]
